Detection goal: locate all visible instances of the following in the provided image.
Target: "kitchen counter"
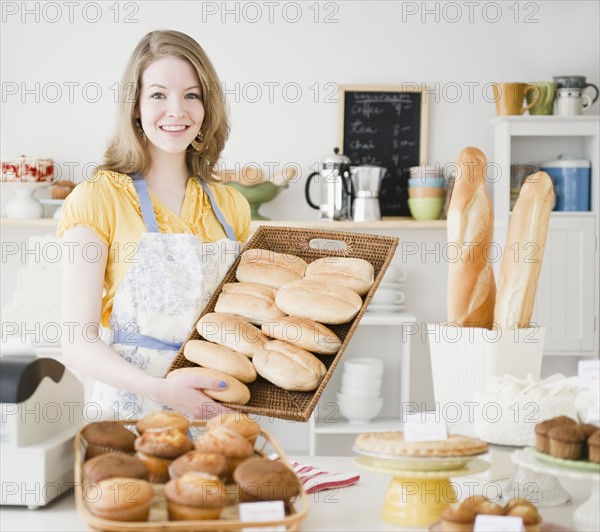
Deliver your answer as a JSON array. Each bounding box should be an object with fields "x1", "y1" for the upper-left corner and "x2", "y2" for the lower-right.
[{"x1": 0, "y1": 453, "x2": 590, "y2": 531}]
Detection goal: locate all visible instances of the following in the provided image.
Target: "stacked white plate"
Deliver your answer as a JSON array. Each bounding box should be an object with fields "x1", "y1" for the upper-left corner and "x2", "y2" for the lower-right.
[
  {"x1": 337, "y1": 358, "x2": 384, "y2": 424},
  {"x1": 367, "y1": 265, "x2": 407, "y2": 313}
]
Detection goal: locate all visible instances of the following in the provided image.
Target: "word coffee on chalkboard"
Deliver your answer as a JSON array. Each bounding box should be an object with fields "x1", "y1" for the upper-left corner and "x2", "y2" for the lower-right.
[{"x1": 339, "y1": 86, "x2": 428, "y2": 216}]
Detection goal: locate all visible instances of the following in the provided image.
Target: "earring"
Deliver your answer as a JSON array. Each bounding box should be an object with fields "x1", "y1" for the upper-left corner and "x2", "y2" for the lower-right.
[
  {"x1": 191, "y1": 130, "x2": 204, "y2": 151},
  {"x1": 135, "y1": 119, "x2": 146, "y2": 142}
]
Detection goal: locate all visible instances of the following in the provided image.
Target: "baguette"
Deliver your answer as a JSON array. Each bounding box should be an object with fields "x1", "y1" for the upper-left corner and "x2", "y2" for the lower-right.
[
  {"x1": 447, "y1": 147, "x2": 496, "y2": 329},
  {"x1": 261, "y1": 316, "x2": 341, "y2": 355},
  {"x1": 215, "y1": 282, "x2": 286, "y2": 325},
  {"x1": 494, "y1": 171, "x2": 554, "y2": 329},
  {"x1": 236, "y1": 249, "x2": 308, "y2": 289},
  {"x1": 183, "y1": 340, "x2": 257, "y2": 383},
  {"x1": 304, "y1": 257, "x2": 374, "y2": 296},
  {"x1": 196, "y1": 313, "x2": 269, "y2": 358}
]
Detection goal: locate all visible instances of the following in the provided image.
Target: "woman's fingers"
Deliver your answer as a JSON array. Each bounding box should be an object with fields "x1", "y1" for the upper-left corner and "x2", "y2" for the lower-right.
[{"x1": 170, "y1": 373, "x2": 227, "y2": 391}]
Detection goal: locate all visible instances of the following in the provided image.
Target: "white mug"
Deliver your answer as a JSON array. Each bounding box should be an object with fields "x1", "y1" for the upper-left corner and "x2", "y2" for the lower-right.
[
  {"x1": 557, "y1": 88, "x2": 592, "y2": 116},
  {"x1": 382, "y1": 265, "x2": 408, "y2": 284},
  {"x1": 371, "y1": 287, "x2": 405, "y2": 305}
]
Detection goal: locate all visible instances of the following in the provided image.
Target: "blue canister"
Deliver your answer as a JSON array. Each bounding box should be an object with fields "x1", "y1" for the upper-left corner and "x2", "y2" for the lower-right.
[{"x1": 540, "y1": 155, "x2": 591, "y2": 211}]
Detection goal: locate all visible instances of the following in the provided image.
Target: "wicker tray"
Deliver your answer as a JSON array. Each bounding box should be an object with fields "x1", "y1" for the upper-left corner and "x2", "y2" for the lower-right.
[
  {"x1": 74, "y1": 420, "x2": 308, "y2": 531},
  {"x1": 167, "y1": 226, "x2": 399, "y2": 422}
]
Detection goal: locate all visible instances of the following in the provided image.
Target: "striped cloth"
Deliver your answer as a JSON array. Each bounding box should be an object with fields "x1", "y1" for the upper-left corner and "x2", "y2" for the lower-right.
[{"x1": 270, "y1": 454, "x2": 360, "y2": 494}]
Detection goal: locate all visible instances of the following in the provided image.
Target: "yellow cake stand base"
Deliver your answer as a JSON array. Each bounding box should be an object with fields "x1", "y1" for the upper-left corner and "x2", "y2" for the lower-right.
[{"x1": 355, "y1": 456, "x2": 490, "y2": 528}]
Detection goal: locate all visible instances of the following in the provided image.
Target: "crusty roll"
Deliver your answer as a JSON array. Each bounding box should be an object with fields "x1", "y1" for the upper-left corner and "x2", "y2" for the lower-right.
[
  {"x1": 262, "y1": 316, "x2": 341, "y2": 355},
  {"x1": 252, "y1": 340, "x2": 327, "y2": 392},
  {"x1": 167, "y1": 367, "x2": 251, "y2": 405},
  {"x1": 236, "y1": 249, "x2": 308, "y2": 289},
  {"x1": 275, "y1": 279, "x2": 362, "y2": 324},
  {"x1": 494, "y1": 171, "x2": 554, "y2": 329},
  {"x1": 183, "y1": 340, "x2": 257, "y2": 383},
  {"x1": 303, "y1": 257, "x2": 374, "y2": 296},
  {"x1": 214, "y1": 282, "x2": 286, "y2": 325},
  {"x1": 447, "y1": 147, "x2": 496, "y2": 329},
  {"x1": 196, "y1": 313, "x2": 269, "y2": 358}
]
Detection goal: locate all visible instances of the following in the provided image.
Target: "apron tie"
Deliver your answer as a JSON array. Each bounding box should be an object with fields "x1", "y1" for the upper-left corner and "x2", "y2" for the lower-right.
[{"x1": 112, "y1": 328, "x2": 182, "y2": 351}]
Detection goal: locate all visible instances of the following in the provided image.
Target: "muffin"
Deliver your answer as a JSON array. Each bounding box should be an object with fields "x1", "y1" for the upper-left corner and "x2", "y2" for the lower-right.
[
  {"x1": 82, "y1": 422, "x2": 136, "y2": 458},
  {"x1": 548, "y1": 425, "x2": 587, "y2": 460},
  {"x1": 579, "y1": 423, "x2": 599, "y2": 459},
  {"x1": 194, "y1": 427, "x2": 254, "y2": 481},
  {"x1": 476, "y1": 501, "x2": 505, "y2": 515},
  {"x1": 588, "y1": 431, "x2": 600, "y2": 464},
  {"x1": 169, "y1": 451, "x2": 227, "y2": 480},
  {"x1": 86, "y1": 477, "x2": 153, "y2": 522},
  {"x1": 535, "y1": 416, "x2": 577, "y2": 454},
  {"x1": 83, "y1": 453, "x2": 148, "y2": 483},
  {"x1": 233, "y1": 456, "x2": 302, "y2": 506},
  {"x1": 440, "y1": 502, "x2": 477, "y2": 532},
  {"x1": 505, "y1": 498, "x2": 536, "y2": 511},
  {"x1": 164, "y1": 472, "x2": 227, "y2": 520},
  {"x1": 460, "y1": 495, "x2": 488, "y2": 510},
  {"x1": 206, "y1": 412, "x2": 261, "y2": 445},
  {"x1": 136, "y1": 411, "x2": 190, "y2": 435},
  {"x1": 506, "y1": 503, "x2": 542, "y2": 532},
  {"x1": 135, "y1": 428, "x2": 193, "y2": 483}
]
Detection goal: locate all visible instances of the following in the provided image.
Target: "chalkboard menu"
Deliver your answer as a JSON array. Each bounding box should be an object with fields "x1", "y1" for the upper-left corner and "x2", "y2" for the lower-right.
[{"x1": 339, "y1": 86, "x2": 428, "y2": 216}]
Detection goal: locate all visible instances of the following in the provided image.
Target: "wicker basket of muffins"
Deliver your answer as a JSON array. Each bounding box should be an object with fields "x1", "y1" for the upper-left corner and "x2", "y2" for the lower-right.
[
  {"x1": 75, "y1": 411, "x2": 308, "y2": 531},
  {"x1": 167, "y1": 226, "x2": 399, "y2": 422}
]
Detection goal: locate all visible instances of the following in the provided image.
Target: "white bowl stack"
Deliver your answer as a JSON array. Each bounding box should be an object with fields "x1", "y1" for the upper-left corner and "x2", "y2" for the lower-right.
[
  {"x1": 337, "y1": 358, "x2": 384, "y2": 424},
  {"x1": 366, "y1": 265, "x2": 407, "y2": 313}
]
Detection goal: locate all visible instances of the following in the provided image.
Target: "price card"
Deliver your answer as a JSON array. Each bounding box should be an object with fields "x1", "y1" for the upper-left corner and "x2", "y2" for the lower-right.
[
  {"x1": 404, "y1": 412, "x2": 448, "y2": 442},
  {"x1": 474, "y1": 515, "x2": 525, "y2": 532},
  {"x1": 239, "y1": 500, "x2": 286, "y2": 532},
  {"x1": 578, "y1": 359, "x2": 600, "y2": 392}
]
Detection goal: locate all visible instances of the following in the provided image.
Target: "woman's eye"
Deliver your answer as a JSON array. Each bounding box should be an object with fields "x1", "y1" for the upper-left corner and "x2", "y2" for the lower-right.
[
  {"x1": 186, "y1": 93, "x2": 201, "y2": 100},
  {"x1": 150, "y1": 92, "x2": 165, "y2": 99}
]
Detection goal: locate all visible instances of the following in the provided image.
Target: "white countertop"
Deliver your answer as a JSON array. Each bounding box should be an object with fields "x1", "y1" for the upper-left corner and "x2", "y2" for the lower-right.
[{"x1": 0, "y1": 453, "x2": 590, "y2": 531}]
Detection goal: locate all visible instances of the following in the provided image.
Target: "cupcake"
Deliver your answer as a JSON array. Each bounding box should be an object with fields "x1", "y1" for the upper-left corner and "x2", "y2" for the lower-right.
[
  {"x1": 588, "y1": 431, "x2": 600, "y2": 464},
  {"x1": 579, "y1": 423, "x2": 599, "y2": 459},
  {"x1": 233, "y1": 456, "x2": 302, "y2": 506},
  {"x1": 83, "y1": 453, "x2": 148, "y2": 483},
  {"x1": 440, "y1": 502, "x2": 477, "y2": 532},
  {"x1": 82, "y1": 422, "x2": 136, "y2": 459},
  {"x1": 548, "y1": 425, "x2": 587, "y2": 460},
  {"x1": 206, "y1": 412, "x2": 261, "y2": 445},
  {"x1": 194, "y1": 427, "x2": 254, "y2": 481},
  {"x1": 164, "y1": 472, "x2": 227, "y2": 520},
  {"x1": 506, "y1": 504, "x2": 542, "y2": 532},
  {"x1": 135, "y1": 428, "x2": 193, "y2": 483},
  {"x1": 136, "y1": 411, "x2": 190, "y2": 436},
  {"x1": 86, "y1": 477, "x2": 153, "y2": 522},
  {"x1": 535, "y1": 416, "x2": 577, "y2": 454},
  {"x1": 168, "y1": 451, "x2": 227, "y2": 480}
]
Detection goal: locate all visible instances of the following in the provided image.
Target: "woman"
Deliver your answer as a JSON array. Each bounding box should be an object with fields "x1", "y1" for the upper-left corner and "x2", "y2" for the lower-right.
[{"x1": 59, "y1": 30, "x2": 251, "y2": 420}]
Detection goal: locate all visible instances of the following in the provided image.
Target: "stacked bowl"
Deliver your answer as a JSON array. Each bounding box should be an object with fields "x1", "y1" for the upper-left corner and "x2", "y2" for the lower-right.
[
  {"x1": 337, "y1": 358, "x2": 384, "y2": 424},
  {"x1": 407, "y1": 165, "x2": 447, "y2": 220}
]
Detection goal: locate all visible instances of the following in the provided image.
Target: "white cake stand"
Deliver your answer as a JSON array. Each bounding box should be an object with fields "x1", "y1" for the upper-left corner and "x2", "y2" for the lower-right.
[
  {"x1": 512, "y1": 448, "x2": 599, "y2": 531},
  {"x1": 2, "y1": 182, "x2": 49, "y2": 218}
]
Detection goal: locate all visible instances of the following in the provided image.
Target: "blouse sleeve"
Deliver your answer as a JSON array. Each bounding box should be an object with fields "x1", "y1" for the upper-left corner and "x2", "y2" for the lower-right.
[
  {"x1": 56, "y1": 174, "x2": 113, "y2": 246},
  {"x1": 223, "y1": 185, "x2": 252, "y2": 242}
]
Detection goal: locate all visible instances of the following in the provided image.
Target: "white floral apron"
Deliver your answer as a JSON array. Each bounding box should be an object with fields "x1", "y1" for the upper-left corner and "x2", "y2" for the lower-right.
[{"x1": 91, "y1": 175, "x2": 240, "y2": 420}]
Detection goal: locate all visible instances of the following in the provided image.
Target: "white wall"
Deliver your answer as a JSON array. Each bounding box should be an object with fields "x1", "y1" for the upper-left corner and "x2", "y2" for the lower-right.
[{"x1": 2, "y1": 1, "x2": 599, "y2": 219}]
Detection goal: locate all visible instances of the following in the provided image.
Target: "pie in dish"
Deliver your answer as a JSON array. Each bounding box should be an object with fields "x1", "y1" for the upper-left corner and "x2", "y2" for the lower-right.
[{"x1": 354, "y1": 432, "x2": 488, "y2": 457}]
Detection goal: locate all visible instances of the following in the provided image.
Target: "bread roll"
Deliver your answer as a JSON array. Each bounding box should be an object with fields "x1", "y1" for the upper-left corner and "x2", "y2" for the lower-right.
[
  {"x1": 214, "y1": 282, "x2": 286, "y2": 325},
  {"x1": 494, "y1": 171, "x2": 554, "y2": 329},
  {"x1": 447, "y1": 147, "x2": 496, "y2": 329},
  {"x1": 184, "y1": 340, "x2": 257, "y2": 383},
  {"x1": 236, "y1": 249, "x2": 308, "y2": 289},
  {"x1": 167, "y1": 367, "x2": 251, "y2": 405},
  {"x1": 275, "y1": 279, "x2": 362, "y2": 324},
  {"x1": 262, "y1": 316, "x2": 341, "y2": 355},
  {"x1": 196, "y1": 313, "x2": 269, "y2": 357},
  {"x1": 304, "y1": 257, "x2": 374, "y2": 296},
  {"x1": 252, "y1": 340, "x2": 327, "y2": 391}
]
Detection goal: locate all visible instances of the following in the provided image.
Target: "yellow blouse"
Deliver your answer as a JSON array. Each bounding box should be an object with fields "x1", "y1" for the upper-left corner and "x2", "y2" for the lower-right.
[{"x1": 57, "y1": 170, "x2": 251, "y2": 327}]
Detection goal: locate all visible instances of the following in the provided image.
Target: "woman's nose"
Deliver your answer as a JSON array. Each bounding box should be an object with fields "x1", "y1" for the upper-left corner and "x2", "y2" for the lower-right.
[{"x1": 166, "y1": 99, "x2": 187, "y2": 118}]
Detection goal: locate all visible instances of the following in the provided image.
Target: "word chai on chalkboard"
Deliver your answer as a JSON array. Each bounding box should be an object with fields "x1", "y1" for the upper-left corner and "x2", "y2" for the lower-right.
[{"x1": 339, "y1": 85, "x2": 428, "y2": 216}]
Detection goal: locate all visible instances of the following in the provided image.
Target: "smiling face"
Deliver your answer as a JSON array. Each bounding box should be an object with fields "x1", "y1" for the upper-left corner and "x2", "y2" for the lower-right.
[{"x1": 137, "y1": 56, "x2": 205, "y2": 157}]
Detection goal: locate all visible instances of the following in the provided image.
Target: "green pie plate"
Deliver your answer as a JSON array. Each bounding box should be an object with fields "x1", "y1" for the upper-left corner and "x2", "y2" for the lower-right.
[{"x1": 535, "y1": 450, "x2": 600, "y2": 472}]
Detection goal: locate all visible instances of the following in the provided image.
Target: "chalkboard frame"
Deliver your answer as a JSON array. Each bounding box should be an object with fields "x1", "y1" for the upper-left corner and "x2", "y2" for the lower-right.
[{"x1": 338, "y1": 84, "x2": 429, "y2": 165}]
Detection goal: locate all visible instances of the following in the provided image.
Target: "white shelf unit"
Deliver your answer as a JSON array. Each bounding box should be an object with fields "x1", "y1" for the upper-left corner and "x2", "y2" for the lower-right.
[
  {"x1": 491, "y1": 116, "x2": 599, "y2": 356},
  {"x1": 308, "y1": 313, "x2": 417, "y2": 456}
]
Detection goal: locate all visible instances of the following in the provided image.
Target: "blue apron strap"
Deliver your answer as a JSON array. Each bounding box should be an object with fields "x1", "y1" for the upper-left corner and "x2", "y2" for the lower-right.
[
  {"x1": 112, "y1": 328, "x2": 182, "y2": 352},
  {"x1": 199, "y1": 179, "x2": 237, "y2": 241},
  {"x1": 132, "y1": 175, "x2": 160, "y2": 233}
]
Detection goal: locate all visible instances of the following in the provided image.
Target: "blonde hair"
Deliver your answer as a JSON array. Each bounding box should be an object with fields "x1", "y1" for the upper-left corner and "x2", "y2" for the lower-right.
[{"x1": 98, "y1": 30, "x2": 229, "y2": 182}]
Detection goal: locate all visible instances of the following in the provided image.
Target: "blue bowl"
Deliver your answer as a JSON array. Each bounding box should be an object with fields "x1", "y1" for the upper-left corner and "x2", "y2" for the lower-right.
[{"x1": 408, "y1": 177, "x2": 446, "y2": 188}]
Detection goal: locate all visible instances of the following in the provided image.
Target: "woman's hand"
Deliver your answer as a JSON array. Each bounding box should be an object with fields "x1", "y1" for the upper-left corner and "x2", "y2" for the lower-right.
[{"x1": 154, "y1": 373, "x2": 232, "y2": 420}]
